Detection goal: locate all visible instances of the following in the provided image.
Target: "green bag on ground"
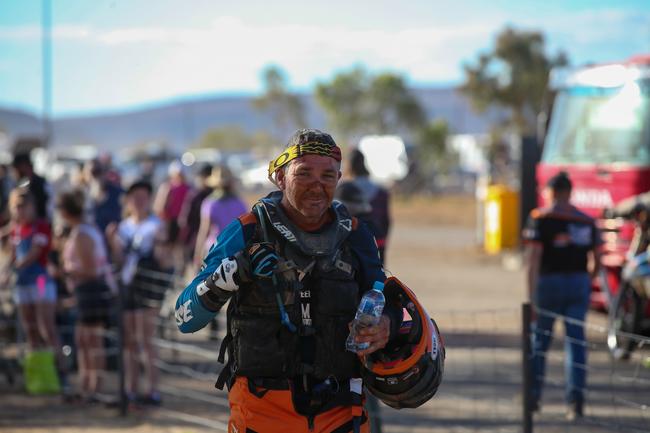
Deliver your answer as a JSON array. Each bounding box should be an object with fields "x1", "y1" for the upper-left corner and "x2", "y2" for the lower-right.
[{"x1": 23, "y1": 350, "x2": 61, "y2": 395}]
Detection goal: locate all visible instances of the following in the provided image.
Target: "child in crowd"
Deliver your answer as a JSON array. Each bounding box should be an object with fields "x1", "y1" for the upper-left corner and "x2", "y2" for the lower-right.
[{"x1": 7, "y1": 187, "x2": 61, "y2": 361}]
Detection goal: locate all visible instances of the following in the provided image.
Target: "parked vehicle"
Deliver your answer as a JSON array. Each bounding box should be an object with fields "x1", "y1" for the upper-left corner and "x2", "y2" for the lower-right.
[
  {"x1": 538, "y1": 54, "x2": 650, "y2": 312},
  {"x1": 605, "y1": 195, "x2": 650, "y2": 359},
  {"x1": 608, "y1": 250, "x2": 650, "y2": 359}
]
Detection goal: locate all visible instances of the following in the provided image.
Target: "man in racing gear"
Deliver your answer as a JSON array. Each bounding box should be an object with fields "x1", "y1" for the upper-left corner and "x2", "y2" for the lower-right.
[{"x1": 175, "y1": 129, "x2": 436, "y2": 432}]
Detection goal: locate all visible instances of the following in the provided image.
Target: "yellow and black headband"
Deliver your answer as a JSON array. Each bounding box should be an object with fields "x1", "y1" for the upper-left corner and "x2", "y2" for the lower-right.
[{"x1": 267, "y1": 141, "x2": 342, "y2": 179}]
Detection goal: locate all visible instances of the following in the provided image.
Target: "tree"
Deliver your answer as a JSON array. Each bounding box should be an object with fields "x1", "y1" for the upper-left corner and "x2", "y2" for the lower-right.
[
  {"x1": 418, "y1": 119, "x2": 449, "y2": 165},
  {"x1": 367, "y1": 73, "x2": 426, "y2": 134},
  {"x1": 417, "y1": 118, "x2": 459, "y2": 181},
  {"x1": 315, "y1": 67, "x2": 425, "y2": 143},
  {"x1": 460, "y1": 27, "x2": 568, "y2": 135},
  {"x1": 253, "y1": 66, "x2": 305, "y2": 138},
  {"x1": 314, "y1": 67, "x2": 368, "y2": 142}
]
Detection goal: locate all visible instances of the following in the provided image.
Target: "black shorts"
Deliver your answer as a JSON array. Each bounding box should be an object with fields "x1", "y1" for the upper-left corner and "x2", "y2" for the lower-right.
[
  {"x1": 167, "y1": 220, "x2": 180, "y2": 243},
  {"x1": 122, "y1": 265, "x2": 173, "y2": 311},
  {"x1": 74, "y1": 279, "x2": 113, "y2": 326}
]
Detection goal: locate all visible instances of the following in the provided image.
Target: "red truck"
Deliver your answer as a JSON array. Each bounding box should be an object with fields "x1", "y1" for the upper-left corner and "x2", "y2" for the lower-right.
[{"x1": 537, "y1": 54, "x2": 650, "y2": 313}]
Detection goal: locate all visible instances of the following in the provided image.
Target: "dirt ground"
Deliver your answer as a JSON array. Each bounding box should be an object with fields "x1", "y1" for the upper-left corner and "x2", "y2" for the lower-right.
[{"x1": 1, "y1": 195, "x2": 648, "y2": 433}]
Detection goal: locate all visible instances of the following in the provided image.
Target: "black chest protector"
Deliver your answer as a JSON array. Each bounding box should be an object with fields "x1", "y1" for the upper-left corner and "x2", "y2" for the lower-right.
[{"x1": 217, "y1": 192, "x2": 363, "y2": 388}]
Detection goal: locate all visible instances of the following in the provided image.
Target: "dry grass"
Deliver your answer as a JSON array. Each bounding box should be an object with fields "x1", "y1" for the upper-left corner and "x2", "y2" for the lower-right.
[{"x1": 391, "y1": 194, "x2": 477, "y2": 227}]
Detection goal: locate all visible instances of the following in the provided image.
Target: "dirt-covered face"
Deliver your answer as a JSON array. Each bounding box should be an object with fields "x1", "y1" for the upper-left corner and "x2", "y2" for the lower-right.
[{"x1": 277, "y1": 154, "x2": 341, "y2": 226}]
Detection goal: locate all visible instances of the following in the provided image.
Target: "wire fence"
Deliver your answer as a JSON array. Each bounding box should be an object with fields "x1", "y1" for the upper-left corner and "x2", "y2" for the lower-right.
[
  {"x1": 526, "y1": 305, "x2": 650, "y2": 433},
  {"x1": 1, "y1": 268, "x2": 650, "y2": 433}
]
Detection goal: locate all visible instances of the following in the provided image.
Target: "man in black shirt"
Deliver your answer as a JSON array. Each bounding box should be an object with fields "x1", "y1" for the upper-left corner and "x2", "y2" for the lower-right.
[
  {"x1": 346, "y1": 150, "x2": 391, "y2": 263},
  {"x1": 12, "y1": 153, "x2": 50, "y2": 219},
  {"x1": 523, "y1": 172, "x2": 601, "y2": 420},
  {"x1": 178, "y1": 164, "x2": 213, "y2": 264}
]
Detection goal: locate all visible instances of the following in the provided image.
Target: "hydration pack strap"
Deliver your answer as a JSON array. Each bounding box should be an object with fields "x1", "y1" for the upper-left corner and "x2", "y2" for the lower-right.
[
  {"x1": 215, "y1": 357, "x2": 235, "y2": 391},
  {"x1": 297, "y1": 276, "x2": 316, "y2": 393},
  {"x1": 217, "y1": 333, "x2": 231, "y2": 364},
  {"x1": 215, "y1": 303, "x2": 235, "y2": 391},
  {"x1": 253, "y1": 203, "x2": 297, "y2": 333}
]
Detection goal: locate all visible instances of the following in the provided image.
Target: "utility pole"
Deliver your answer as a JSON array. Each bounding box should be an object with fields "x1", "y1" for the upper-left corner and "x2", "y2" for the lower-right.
[{"x1": 41, "y1": 0, "x2": 52, "y2": 148}]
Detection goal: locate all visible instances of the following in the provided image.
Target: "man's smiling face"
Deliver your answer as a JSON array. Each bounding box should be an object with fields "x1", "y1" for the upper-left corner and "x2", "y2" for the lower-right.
[{"x1": 277, "y1": 154, "x2": 341, "y2": 224}]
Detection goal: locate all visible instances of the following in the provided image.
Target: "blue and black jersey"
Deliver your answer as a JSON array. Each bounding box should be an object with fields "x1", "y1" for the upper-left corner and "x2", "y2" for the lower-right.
[{"x1": 175, "y1": 211, "x2": 386, "y2": 334}]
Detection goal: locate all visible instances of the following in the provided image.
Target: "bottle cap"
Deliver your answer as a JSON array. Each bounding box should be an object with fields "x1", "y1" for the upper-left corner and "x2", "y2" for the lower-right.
[{"x1": 373, "y1": 281, "x2": 385, "y2": 292}]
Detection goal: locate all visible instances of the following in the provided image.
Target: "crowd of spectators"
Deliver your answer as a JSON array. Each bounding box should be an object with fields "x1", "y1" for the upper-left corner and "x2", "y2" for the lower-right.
[
  {"x1": 0, "y1": 148, "x2": 391, "y2": 407},
  {"x1": 0, "y1": 152, "x2": 249, "y2": 405}
]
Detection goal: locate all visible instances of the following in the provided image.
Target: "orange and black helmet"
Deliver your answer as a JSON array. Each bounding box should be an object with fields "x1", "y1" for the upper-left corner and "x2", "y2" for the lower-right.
[{"x1": 362, "y1": 277, "x2": 444, "y2": 409}]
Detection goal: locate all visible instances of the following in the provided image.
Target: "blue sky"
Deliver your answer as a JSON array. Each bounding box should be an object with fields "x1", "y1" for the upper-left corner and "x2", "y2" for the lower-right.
[{"x1": 1, "y1": 0, "x2": 649, "y2": 116}]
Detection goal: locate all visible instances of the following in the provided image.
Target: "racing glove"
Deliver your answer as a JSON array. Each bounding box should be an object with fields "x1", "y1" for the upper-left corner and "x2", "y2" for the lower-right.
[
  {"x1": 246, "y1": 242, "x2": 279, "y2": 279},
  {"x1": 195, "y1": 243, "x2": 279, "y2": 311}
]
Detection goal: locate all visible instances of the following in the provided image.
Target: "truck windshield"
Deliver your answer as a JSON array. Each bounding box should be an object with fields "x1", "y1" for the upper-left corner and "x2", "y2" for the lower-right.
[{"x1": 543, "y1": 80, "x2": 650, "y2": 165}]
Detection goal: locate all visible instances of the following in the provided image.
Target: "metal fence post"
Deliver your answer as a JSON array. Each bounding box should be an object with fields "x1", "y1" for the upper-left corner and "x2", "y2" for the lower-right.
[
  {"x1": 116, "y1": 287, "x2": 127, "y2": 416},
  {"x1": 366, "y1": 393, "x2": 383, "y2": 433},
  {"x1": 522, "y1": 303, "x2": 533, "y2": 433}
]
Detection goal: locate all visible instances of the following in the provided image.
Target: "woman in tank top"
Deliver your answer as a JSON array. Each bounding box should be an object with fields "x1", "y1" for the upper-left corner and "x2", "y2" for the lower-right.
[
  {"x1": 106, "y1": 180, "x2": 173, "y2": 406},
  {"x1": 193, "y1": 165, "x2": 247, "y2": 267},
  {"x1": 57, "y1": 190, "x2": 115, "y2": 401}
]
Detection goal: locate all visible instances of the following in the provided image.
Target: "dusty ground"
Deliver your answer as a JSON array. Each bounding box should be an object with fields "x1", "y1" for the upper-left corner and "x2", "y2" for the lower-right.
[{"x1": 1, "y1": 195, "x2": 649, "y2": 432}]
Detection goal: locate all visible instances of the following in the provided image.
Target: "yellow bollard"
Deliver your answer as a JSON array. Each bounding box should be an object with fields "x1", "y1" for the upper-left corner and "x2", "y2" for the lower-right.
[{"x1": 484, "y1": 185, "x2": 520, "y2": 254}]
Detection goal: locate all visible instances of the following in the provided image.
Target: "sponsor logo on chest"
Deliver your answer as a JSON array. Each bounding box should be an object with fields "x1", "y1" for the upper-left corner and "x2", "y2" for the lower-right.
[
  {"x1": 273, "y1": 222, "x2": 297, "y2": 242},
  {"x1": 571, "y1": 189, "x2": 613, "y2": 209}
]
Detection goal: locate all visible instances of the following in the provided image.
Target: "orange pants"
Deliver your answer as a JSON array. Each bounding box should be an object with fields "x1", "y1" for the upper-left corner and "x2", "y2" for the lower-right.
[{"x1": 228, "y1": 377, "x2": 370, "y2": 433}]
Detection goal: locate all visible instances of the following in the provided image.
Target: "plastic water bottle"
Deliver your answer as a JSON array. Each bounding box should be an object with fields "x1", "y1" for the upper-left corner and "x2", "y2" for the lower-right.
[{"x1": 346, "y1": 281, "x2": 385, "y2": 353}]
